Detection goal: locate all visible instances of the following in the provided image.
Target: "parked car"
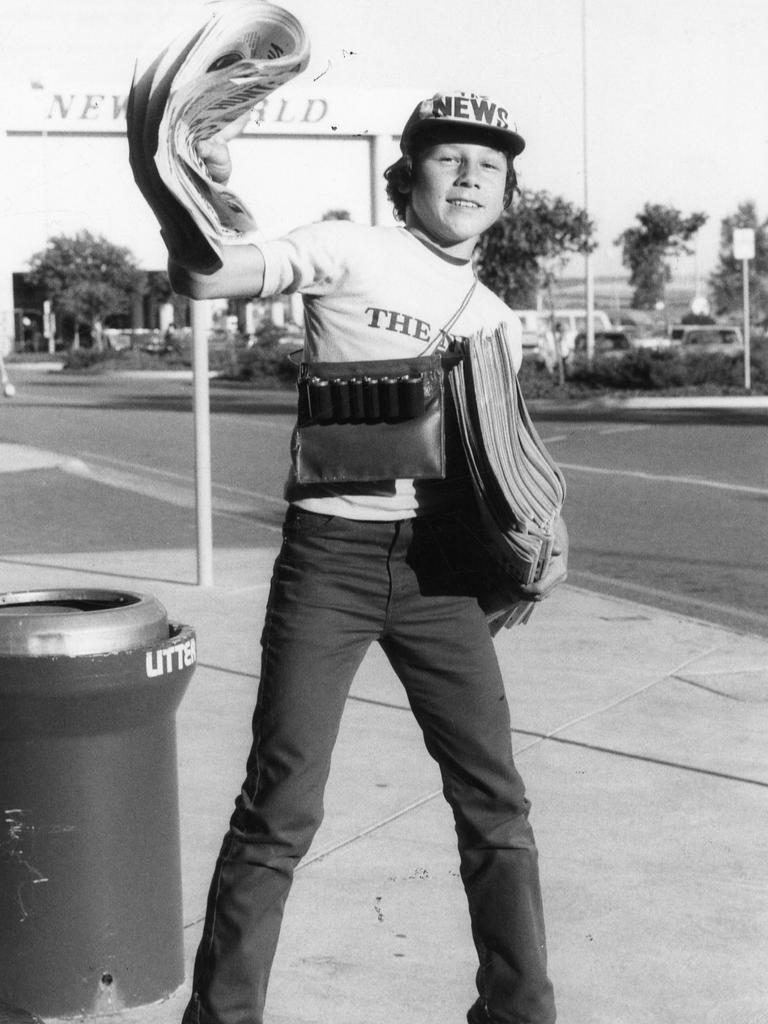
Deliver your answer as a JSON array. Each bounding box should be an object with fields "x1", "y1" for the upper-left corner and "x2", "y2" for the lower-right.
[
  {"x1": 571, "y1": 329, "x2": 635, "y2": 359},
  {"x1": 562, "y1": 330, "x2": 636, "y2": 377},
  {"x1": 138, "y1": 329, "x2": 174, "y2": 354},
  {"x1": 547, "y1": 308, "x2": 613, "y2": 362},
  {"x1": 668, "y1": 324, "x2": 744, "y2": 354},
  {"x1": 609, "y1": 308, "x2": 664, "y2": 332},
  {"x1": 622, "y1": 326, "x2": 673, "y2": 351},
  {"x1": 573, "y1": 324, "x2": 673, "y2": 356},
  {"x1": 103, "y1": 327, "x2": 162, "y2": 352},
  {"x1": 103, "y1": 330, "x2": 134, "y2": 352},
  {"x1": 565, "y1": 328, "x2": 673, "y2": 377},
  {"x1": 511, "y1": 308, "x2": 615, "y2": 370},
  {"x1": 512, "y1": 309, "x2": 551, "y2": 364}
]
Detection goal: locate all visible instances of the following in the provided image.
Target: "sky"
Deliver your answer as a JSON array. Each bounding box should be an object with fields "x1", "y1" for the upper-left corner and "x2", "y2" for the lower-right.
[{"x1": 2, "y1": 0, "x2": 767, "y2": 285}]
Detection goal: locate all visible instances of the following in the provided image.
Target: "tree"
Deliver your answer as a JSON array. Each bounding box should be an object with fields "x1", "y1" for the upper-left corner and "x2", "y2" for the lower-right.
[
  {"x1": 474, "y1": 189, "x2": 596, "y2": 309},
  {"x1": 26, "y1": 230, "x2": 145, "y2": 347},
  {"x1": 709, "y1": 201, "x2": 768, "y2": 323},
  {"x1": 614, "y1": 203, "x2": 707, "y2": 310}
]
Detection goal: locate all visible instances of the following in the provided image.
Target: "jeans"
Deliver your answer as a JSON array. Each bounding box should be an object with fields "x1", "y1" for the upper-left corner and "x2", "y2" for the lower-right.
[{"x1": 182, "y1": 506, "x2": 556, "y2": 1024}]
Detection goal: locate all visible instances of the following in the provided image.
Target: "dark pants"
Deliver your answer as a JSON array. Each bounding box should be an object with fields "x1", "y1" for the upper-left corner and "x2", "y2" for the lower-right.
[{"x1": 182, "y1": 506, "x2": 556, "y2": 1024}]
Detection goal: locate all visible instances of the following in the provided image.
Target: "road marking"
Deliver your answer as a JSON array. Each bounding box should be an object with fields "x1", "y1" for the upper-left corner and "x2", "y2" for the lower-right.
[
  {"x1": 77, "y1": 450, "x2": 285, "y2": 506},
  {"x1": 542, "y1": 425, "x2": 651, "y2": 442},
  {"x1": 560, "y1": 462, "x2": 768, "y2": 497},
  {"x1": 65, "y1": 452, "x2": 284, "y2": 531},
  {"x1": 0, "y1": 442, "x2": 88, "y2": 474},
  {"x1": 597, "y1": 424, "x2": 651, "y2": 435}
]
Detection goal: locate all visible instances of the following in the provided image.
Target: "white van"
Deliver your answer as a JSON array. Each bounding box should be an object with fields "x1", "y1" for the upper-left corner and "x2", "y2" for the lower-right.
[
  {"x1": 512, "y1": 310, "x2": 549, "y2": 363},
  {"x1": 513, "y1": 308, "x2": 613, "y2": 369},
  {"x1": 546, "y1": 308, "x2": 613, "y2": 361}
]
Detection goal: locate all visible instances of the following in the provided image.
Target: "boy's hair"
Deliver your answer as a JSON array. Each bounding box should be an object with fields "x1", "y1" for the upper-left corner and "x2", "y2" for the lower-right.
[{"x1": 384, "y1": 125, "x2": 519, "y2": 221}]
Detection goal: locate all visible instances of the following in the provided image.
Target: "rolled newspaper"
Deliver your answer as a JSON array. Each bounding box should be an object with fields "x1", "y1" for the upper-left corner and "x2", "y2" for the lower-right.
[{"x1": 127, "y1": 0, "x2": 310, "y2": 271}]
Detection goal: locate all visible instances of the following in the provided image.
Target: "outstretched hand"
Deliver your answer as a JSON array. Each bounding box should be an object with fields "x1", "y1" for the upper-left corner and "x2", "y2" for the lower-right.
[{"x1": 197, "y1": 112, "x2": 252, "y2": 184}]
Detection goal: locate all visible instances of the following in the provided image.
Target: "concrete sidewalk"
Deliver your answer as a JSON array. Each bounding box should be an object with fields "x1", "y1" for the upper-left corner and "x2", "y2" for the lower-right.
[
  {"x1": 1, "y1": 430, "x2": 767, "y2": 1023},
  {"x1": 2, "y1": 529, "x2": 766, "y2": 1024}
]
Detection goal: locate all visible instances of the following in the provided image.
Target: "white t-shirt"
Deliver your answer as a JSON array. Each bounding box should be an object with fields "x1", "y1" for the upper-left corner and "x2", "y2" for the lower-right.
[{"x1": 257, "y1": 220, "x2": 522, "y2": 520}]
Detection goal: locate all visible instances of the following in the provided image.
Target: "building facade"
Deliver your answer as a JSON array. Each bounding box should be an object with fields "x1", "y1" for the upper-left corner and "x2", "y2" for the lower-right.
[{"x1": 1, "y1": 84, "x2": 418, "y2": 354}]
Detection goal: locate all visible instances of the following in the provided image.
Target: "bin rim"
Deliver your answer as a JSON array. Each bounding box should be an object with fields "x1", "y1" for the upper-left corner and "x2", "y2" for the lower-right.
[{"x1": 0, "y1": 588, "x2": 169, "y2": 656}]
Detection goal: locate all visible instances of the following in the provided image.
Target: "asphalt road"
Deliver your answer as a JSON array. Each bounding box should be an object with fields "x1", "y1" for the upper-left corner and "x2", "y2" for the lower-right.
[
  {"x1": 534, "y1": 405, "x2": 768, "y2": 637},
  {"x1": 2, "y1": 367, "x2": 767, "y2": 639}
]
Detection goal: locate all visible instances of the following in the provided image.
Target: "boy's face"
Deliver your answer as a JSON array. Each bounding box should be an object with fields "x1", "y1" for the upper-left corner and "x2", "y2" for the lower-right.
[{"x1": 405, "y1": 140, "x2": 507, "y2": 257}]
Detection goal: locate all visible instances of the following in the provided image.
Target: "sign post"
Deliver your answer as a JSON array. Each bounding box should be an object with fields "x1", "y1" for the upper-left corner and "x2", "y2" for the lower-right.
[
  {"x1": 43, "y1": 299, "x2": 56, "y2": 354},
  {"x1": 733, "y1": 228, "x2": 755, "y2": 391},
  {"x1": 191, "y1": 300, "x2": 214, "y2": 586}
]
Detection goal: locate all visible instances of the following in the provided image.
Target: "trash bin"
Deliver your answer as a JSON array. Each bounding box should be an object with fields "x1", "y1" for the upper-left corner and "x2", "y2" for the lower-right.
[{"x1": 0, "y1": 589, "x2": 196, "y2": 1018}]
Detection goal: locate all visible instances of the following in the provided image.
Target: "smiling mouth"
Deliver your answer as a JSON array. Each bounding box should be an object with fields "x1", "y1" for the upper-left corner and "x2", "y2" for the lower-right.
[{"x1": 448, "y1": 199, "x2": 481, "y2": 209}]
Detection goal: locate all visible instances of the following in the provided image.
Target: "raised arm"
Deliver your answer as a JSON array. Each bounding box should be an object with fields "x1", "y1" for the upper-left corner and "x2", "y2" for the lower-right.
[
  {"x1": 168, "y1": 118, "x2": 267, "y2": 300},
  {"x1": 168, "y1": 244, "x2": 266, "y2": 300}
]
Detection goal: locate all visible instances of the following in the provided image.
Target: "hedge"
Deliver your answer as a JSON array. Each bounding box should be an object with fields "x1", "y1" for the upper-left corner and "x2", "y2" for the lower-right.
[
  {"x1": 564, "y1": 343, "x2": 768, "y2": 394},
  {"x1": 57, "y1": 331, "x2": 768, "y2": 397}
]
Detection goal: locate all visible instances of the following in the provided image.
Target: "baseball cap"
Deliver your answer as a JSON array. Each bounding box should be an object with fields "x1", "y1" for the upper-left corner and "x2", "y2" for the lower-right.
[{"x1": 400, "y1": 92, "x2": 525, "y2": 157}]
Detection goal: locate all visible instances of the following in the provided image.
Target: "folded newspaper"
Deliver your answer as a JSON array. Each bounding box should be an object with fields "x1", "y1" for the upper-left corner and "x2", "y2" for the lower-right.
[
  {"x1": 127, "y1": 0, "x2": 310, "y2": 273},
  {"x1": 449, "y1": 323, "x2": 567, "y2": 629}
]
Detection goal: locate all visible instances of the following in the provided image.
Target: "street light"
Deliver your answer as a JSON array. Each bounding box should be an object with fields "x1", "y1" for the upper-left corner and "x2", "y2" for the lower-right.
[{"x1": 582, "y1": 0, "x2": 595, "y2": 363}]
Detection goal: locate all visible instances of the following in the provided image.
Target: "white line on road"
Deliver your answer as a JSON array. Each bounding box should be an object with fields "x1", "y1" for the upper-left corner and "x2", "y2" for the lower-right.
[
  {"x1": 597, "y1": 424, "x2": 652, "y2": 435},
  {"x1": 543, "y1": 424, "x2": 651, "y2": 443},
  {"x1": 77, "y1": 450, "x2": 285, "y2": 506},
  {"x1": 560, "y1": 462, "x2": 768, "y2": 497},
  {"x1": 67, "y1": 451, "x2": 284, "y2": 530}
]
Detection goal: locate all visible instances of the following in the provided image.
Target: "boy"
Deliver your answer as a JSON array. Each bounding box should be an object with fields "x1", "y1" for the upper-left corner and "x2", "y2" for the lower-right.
[{"x1": 172, "y1": 92, "x2": 563, "y2": 1024}]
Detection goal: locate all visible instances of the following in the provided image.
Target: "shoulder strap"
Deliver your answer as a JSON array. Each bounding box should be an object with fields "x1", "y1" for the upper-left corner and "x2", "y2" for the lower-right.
[{"x1": 419, "y1": 275, "x2": 478, "y2": 355}]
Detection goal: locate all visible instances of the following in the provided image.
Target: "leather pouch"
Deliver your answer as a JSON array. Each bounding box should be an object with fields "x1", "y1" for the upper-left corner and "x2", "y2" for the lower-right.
[{"x1": 293, "y1": 354, "x2": 446, "y2": 483}]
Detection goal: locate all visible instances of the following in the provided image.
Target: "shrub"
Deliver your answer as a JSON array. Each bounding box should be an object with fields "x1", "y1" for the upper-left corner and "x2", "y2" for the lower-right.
[
  {"x1": 62, "y1": 347, "x2": 122, "y2": 372},
  {"x1": 7, "y1": 350, "x2": 63, "y2": 363},
  {"x1": 517, "y1": 360, "x2": 565, "y2": 398},
  {"x1": 62, "y1": 346, "x2": 192, "y2": 372},
  {"x1": 749, "y1": 340, "x2": 768, "y2": 389},
  {"x1": 678, "y1": 351, "x2": 743, "y2": 389},
  {"x1": 565, "y1": 344, "x2": 768, "y2": 393},
  {"x1": 233, "y1": 330, "x2": 298, "y2": 387},
  {"x1": 570, "y1": 350, "x2": 653, "y2": 390}
]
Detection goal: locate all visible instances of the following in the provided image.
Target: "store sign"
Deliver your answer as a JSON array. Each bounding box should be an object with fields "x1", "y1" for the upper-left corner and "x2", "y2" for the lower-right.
[
  {"x1": 6, "y1": 86, "x2": 418, "y2": 138},
  {"x1": 45, "y1": 92, "x2": 130, "y2": 127}
]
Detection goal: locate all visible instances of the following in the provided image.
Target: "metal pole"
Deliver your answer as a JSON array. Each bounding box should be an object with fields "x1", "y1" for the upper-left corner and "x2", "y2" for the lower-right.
[
  {"x1": 191, "y1": 299, "x2": 214, "y2": 586},
  {"x1": 369, "y1": 134, "x2": 391, "y2": 227},
  {"x1": 742, "y1": 259, "x2": 751, "y2": 391},
  {"x1": 581, "y1": 0, "x2": 595, "y2": 364},
  {"x1": 0, "y1": 349, "x2": 16, "y2": 397}
]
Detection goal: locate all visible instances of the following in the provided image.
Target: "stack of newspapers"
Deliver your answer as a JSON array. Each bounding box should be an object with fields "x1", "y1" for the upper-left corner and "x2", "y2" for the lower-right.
[
  {"x1": 449, "y1": 323, "x2": 567, "y2": 629},
  {"x1": 127, "y1": 0, "x2": 310, "y2": 272}
]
